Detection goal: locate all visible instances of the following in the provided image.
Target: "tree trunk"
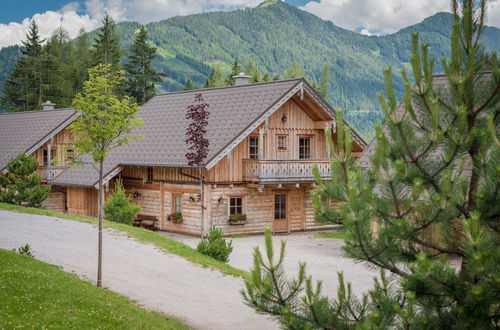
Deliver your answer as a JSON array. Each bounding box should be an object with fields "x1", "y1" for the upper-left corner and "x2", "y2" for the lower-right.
[
  {"x1": 97, "y1": 160, "x2": 104, "y2": 287},
  {"x1": 200, "y1": 165, "x2": 204, "y2": 239}
]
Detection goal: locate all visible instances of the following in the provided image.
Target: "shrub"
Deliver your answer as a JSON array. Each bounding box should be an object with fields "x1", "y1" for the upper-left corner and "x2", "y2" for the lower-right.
[
  {"x1": 16, "y1": 244, "x2": 34, "y2": 258},
  {"x1": 104, "y1": 179, "x2": 141, "y2": 225},
  {"x1": 196, "y1": 227, "x2": 233, "y2": 263},
  {"x1": 0, "y1": 153, "x2": 50, "y2": 208}
]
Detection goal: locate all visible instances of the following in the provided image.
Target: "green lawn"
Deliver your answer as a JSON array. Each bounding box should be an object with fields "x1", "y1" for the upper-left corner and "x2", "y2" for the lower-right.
[
  {"x1": 313, "y1": 231, "x2": 344, "y2": 239},
  {"x1": 0, "y1": 203, "x2": 248, "y2": 279},
  {"x1": 0, "y1": 249, "x2": 186, "y2": 329}
]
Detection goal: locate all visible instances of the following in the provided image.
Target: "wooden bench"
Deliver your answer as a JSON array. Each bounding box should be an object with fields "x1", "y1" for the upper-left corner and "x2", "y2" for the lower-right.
[{"x1": 133, "y1": 214, "x2": 159, "y2": 230}]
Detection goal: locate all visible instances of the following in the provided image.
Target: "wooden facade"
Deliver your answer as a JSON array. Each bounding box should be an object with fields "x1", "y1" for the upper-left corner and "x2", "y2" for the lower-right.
[
  {"x1": 33, "y1": 128, "x2": 75, "y2": 182},
  {"x1": 59, "y1": 97, "x2": 364, "y2": 235}
]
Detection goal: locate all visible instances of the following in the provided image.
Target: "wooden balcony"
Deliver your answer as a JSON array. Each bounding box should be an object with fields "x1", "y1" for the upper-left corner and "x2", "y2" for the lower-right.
[
  {"x1": 37, "y1": 166, "x2": 67, "y2": 182},
  {"x1": 243, "y1": 159, "x2": 331, "y2": 183}
]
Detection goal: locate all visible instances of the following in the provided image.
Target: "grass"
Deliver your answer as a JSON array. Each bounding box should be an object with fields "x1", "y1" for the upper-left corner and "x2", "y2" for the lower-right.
[
  {"x1": 0, "y1": 203, "x2": 248, "y2": 279},
  {"x1": 313, "y1": 231, "x2": 344, "y2": 239},
  {"x1": 231, "y1": 233, "x2": 250, "y2": 239},
  {"x1": 0, "y1": 249, "x2": 186, "y2": 329}
]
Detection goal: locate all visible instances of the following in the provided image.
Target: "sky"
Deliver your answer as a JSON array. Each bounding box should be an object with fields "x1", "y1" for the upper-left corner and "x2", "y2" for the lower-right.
[{"x1": 1, "y1": 0, "x2": 499, "y2": 48}]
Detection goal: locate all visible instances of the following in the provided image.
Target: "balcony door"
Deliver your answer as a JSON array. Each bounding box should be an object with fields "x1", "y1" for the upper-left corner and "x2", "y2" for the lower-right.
[{"x1": 273, "y1": 193, "x2": 290, "y2": 234}]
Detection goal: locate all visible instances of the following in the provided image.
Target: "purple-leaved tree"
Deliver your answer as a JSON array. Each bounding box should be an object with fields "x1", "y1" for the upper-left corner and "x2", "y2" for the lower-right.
[{"x1": 185, "y1": 93, "x2": 210, "y2": 237}]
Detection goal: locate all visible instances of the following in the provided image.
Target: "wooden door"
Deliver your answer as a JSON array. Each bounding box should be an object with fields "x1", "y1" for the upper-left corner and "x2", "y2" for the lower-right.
[{"x1": 273, "y1": 193, "x2": 290, "y2": 234}]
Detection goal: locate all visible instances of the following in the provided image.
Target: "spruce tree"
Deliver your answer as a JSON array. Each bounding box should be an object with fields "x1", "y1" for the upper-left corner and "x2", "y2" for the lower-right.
[
  {"x1": 284, "y1": 61, "x2": 306, "y2": 79},
  {"x1": 204, "y1": 65, "x2": 226, "y2": 88},
  {"x1": 226, "y1": 59, "x2": 241, "y2": 85},
  {"x1": 69, "y1": 29, "x2": 92, "y2": 95},
  {"x1": 183, "y1": 78, "x2": 197, "y2": 91},
  {"x1": 1, "y1": 21, "x2": 44, "y2": 112},
  {"x1": 243, "y1": 0, "x2": 500, "y2": 328},
  {"x1": 317, "y1": 64, "x2": 329, "y2": 100},
  {"x1": 125, "y1": 26, "x2": 164, "y2": 104},
  {"x1": 245, "y1": 60, "x2": 261, "y2": 83},
  {"x1": 92, "y1": 14, "x2": 122, "y2": 69}
]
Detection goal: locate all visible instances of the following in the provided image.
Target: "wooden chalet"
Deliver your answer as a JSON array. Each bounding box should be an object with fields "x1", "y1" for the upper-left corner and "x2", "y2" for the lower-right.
[{"x1": 2, "y1": 78, "x2": 367, "y2": 235}]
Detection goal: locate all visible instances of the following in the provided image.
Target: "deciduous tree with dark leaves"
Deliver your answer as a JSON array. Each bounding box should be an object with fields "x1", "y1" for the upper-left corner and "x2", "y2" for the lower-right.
[{"x1": 185, "y1": 93, "x2": 210, "y2": 237}]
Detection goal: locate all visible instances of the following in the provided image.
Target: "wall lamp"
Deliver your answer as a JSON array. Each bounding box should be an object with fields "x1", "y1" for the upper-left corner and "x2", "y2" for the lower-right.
[
  {"x1": 217, "y1": 196, "x2": 224, "y2": 204},
  {"x1": 133, "y1": 191, "x2": 141, "y2": 198}
]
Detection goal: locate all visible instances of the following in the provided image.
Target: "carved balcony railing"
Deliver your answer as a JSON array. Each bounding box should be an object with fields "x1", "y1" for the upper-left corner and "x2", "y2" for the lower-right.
[
  {"x1": 37, "y1": 166, "x2": 68, "y2": 182},
  {"x1": 243, "y1": 159, "x2": 331, "y2": 183}
]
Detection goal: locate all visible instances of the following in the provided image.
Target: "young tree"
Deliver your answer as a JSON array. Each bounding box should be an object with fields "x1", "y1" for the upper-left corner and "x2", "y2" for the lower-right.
[
  {"x1": 0, "y1": 153, "x2": 50, "y2": 208},
  {"x1": 183, "y1": 78, "x2": 197, "y2": 91},
  {"x1": 92, "y1": 14, "x2": 122, "y2": 69},
  {"x1": 70, "y1": 64, "x2": 142, "y2": 287},
  {"x1": 226, "y1": 58, "x2": 241, "y2": 86},
  {"x1": 284, "y1": 61, "x2": 306, "y2": 79},
  {"x1": 1, "y1": 21, "x2": 44, "y2": 112},
  {"x1": 125, "y1": 26, "x2": 164, "y2": 104},
  {"x1": 204, "y1": 65, "x2": 226, "y2": 88},
  {"x1": 185, "y1": 94, "x2": 210, "y2": 238},
  {"x1": 262, "y1": 72, "x2": 272, "y2": 82},
  {"x1": 243, "y1": 0, "x2": 500, "y2": 328},
  {"x1": 245, "y1": 60, "x2": 261, "y2": 83}
]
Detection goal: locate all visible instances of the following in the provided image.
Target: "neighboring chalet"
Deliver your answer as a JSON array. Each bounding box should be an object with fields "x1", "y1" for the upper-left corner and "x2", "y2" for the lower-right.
[
  {"x1": 1, "y1": 77, "x2": 367, "y2": 235},
  {"x1": 0, "y1": 102, "x2": 76, "y2": 212}
]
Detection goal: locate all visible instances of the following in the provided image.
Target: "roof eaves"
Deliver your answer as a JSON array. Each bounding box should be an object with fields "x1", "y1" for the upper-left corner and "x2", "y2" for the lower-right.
[{"x1": 204, "y1": 80, "x2": 304, "y2": 170}]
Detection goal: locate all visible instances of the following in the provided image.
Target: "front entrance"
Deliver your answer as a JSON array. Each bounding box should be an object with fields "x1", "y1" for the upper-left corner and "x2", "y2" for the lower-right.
[{"x1": 273, "y1": 193, "x2": 290, "y2": 234}]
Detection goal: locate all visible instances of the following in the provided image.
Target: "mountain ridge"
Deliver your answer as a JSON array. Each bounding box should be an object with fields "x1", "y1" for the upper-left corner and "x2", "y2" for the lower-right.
[{"x1": 1, "y1": 2, "x2": 499, "y2": 137}]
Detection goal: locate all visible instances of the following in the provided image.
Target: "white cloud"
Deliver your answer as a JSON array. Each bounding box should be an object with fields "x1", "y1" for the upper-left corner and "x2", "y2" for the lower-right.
[
  {"x1": 0, "y1": 0, "x2": 261, "y2": 48},
  {"x1": 0, "y1": 2, "x2": 99, "y2": 48},
  {"x1": 301, "y1": 0, "x2": 500, "y2": 34}
]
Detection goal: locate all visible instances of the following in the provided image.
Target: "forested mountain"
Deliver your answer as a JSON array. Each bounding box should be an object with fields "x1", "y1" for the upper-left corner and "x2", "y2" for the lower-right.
[{"x1": 1, "y1": 2, "x2": 499, "y2": 137}]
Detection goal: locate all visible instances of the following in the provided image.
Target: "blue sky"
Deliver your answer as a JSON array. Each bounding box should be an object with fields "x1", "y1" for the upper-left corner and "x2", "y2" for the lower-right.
[{"x1": 0, "y1": 0, "x2": 499, "y2": 49}]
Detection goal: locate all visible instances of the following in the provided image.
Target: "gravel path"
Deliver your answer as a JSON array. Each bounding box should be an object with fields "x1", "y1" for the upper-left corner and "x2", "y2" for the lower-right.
[
  {"x1": 0, "y1": 211, "x2": 278, "y2": 330},
  {"x1": 162, "y1": 231, "x2": 378, "y2": 296}
]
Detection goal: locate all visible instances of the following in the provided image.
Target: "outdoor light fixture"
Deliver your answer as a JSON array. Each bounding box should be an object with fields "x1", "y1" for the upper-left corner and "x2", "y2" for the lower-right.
[
  {"x1": 133, "y1": 191, "x2": 141, "y2": 198},
  {"x1": 218, "y1": 196, "x2": 224, "y2": 204},
  {"x1": 189, "y1": 195, "x2": 196, "y2": 202},
  {"x1": 281, "y1": 114, "x2": 287, "y2": 123}
]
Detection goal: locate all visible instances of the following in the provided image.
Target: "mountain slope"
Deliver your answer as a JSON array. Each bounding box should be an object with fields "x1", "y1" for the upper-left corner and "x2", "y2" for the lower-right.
[{"x1": 1, "y1": 2, "x2": 499, "y2": 137}]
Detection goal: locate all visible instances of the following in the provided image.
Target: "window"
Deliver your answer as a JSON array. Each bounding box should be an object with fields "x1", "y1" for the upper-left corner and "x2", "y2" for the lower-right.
[
  {"x1": 277, "y1": 136, "x2": 287, "y2": 150},
  {"x1": 229, "y1": 197, "x2": 243, "y2": 215},
  {"x1": 173, "y1": 194, "x2": 182, "y2": 213},
  {"x1": 146, "y1": 167, "x2": 154, "y2": 183},
  {"x1": 42, "y1": 148, "x2": 56, "y2": 166},
  {"x1": 274, "y1": 194, "x2": 287, "y2": 220},
  {"x1": 299, "y1": 138, "x2": 311, "y2": 159},
  {"x1": 249, "y1": 137, "x2": 259, "y2": 159},
  {"x1": 66, "y1": 149, "x2": 75, "y2": 162}
]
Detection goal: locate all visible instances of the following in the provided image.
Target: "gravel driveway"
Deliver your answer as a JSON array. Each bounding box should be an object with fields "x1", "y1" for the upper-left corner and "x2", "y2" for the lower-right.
[
  {"x1": 162, "y1": 231, "x2": 378, "y2": 296},
  {"x1": 0, "y1": 211, "x2": 278, "y2": 330}
]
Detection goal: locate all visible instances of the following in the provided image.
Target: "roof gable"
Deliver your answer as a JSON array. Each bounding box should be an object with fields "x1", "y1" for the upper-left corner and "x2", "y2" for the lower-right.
[{"x1": 0, "y1": 109, "x2": 75, "y2": 171}]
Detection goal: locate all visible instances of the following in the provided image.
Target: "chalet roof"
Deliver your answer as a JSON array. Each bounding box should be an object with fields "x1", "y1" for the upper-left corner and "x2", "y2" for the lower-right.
[
  {"x1": 0, "y1": 108, "x2": 75, "y2": 172},
  {"x1": 53, "y1": 78, "x2": 366, "y2": 187}
]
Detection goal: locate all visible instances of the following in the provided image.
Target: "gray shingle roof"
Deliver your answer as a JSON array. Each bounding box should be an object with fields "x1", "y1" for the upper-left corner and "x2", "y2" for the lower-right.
[
  {"x1": 53, "y1": 79, "x2": 308, "y2": 187},
  {"x1": 0, "y1": 108, "x2": 75, "y2": 171}
]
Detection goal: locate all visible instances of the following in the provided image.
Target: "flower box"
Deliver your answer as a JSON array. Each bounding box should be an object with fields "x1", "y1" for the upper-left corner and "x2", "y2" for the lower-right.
[
  {"x1": 227, "y1": 214, "x2": 247, "y2": 225},
  {"x1": 167, "y1": 212, "x2": 183, "y2": 224}
]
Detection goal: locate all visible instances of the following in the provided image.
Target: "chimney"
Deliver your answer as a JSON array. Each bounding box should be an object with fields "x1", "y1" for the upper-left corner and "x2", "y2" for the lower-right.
[
  {"x1": 233, "y1": 72, "x2": 251, "y2": 86},
  {"x1": 42, "y1": 101, "x2": 55, "y2": 111}
]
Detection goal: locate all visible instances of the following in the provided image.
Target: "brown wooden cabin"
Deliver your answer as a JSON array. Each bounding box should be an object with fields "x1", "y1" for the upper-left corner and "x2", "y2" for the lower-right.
[
  {"x1": 52, "y1": 77, "x2": 366, "y2": 235},
  {"x1": 0, "y1": 102, "x2": 76, "y2": 212}
]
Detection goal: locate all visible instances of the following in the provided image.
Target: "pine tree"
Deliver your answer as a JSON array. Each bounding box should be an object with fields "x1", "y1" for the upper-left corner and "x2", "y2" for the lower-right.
[
  {"x1": 204, "y1": 65, "x2": 226, "y2": 88},
  {"x1": 69, "y1": 29, "x2": 92, "y2": 95},
  {"x1": 242, "y1": 1, "x2": 500, "y2": 328},
  {"x1": 183, "y1": 78, "x2": 197, "y2": 91},
  {"x1": 284, "y1": 61, "x2": 305, "y2": 79},
  {"x1": 92, "y1": 14, "x2": 122, "y2": 69},
  {"x1": 226, "y1": 58, "x2": 241, "y2": 86},
  {"x1": 125, "y1": 26, "x2": 164, "y2": 104},
  {"x1": 245, "y1": 60, "x2": 261, "y2": 83},
  {"x1": 1, "y1": 21, "x2": 44, "y2": 112}
]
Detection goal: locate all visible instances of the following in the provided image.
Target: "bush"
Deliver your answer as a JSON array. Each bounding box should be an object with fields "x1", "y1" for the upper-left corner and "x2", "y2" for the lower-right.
[
  {"x1": 16, "y1": 244, "x2": 34, "y2": 258},
  {"x1": 0, "y1": 153, "x2": 50, "y2": 208},
  {"x1": 104, "y1": 179, "x2": 141, "y2": 225},
  {"x1": 196, "y1": 227, "x2": 233, "y2": 263}
]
